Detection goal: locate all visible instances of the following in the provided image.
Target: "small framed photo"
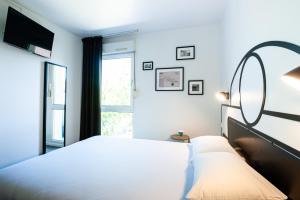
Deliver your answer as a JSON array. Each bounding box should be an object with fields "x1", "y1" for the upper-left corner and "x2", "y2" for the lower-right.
[
  {"x1": 143, "y1": 61, "x2": 153, "y2": 70},
  {"x1": 188, "y1": 80, "x2": 204, "y2": 95},
  {"x1": 155, "y1": 67, "x2": 184, "y2": 91},
  {"x1": 176, "y1": 46, "x2": 195, "y2": 60}
]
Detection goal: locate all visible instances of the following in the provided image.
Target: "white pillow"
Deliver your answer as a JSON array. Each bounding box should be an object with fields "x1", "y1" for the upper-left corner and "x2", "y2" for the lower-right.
[
  {"x1": 191, "y1": 136, "x2": 238, "y2": 156},
  {"x1": 187, "y1": 152, "x2": 287, "y2": 200}
]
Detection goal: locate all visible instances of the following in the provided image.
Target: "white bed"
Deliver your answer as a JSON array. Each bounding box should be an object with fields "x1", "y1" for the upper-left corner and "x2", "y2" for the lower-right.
[{"x1": 0, "y1": 136, "x2": 193, "y2": 200}]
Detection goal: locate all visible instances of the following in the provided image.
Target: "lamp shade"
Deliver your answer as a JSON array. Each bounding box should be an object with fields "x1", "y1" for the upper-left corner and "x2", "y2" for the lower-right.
[
  {"x1": 281, "y1": 66, "x2": 300, "y2": 91},
  {"x1": 216, "y1": 91, "x2": 229, "y2": 101}
]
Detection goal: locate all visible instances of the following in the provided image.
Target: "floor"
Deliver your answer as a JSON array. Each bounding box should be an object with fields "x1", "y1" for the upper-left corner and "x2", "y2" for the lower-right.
[{"x1": 46, "y1": 145, "x2": 60, "y2": 153}]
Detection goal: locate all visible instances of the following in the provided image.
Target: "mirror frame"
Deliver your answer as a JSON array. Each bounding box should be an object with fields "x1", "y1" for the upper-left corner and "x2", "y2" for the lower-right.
[{"x1": 42, "y1": 62, "x2": 67, "y2": 154}]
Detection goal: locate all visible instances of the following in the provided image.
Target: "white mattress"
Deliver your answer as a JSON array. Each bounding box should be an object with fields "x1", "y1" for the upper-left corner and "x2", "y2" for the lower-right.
[{"x1": 0, "y1": 136, "x2": 193, "y2": 200}]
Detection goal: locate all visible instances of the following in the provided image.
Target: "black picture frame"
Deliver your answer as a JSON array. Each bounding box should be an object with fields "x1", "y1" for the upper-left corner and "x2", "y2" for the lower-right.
[
  {"x1": 176, "y1": 46, "x2": 195, "y2": 60},
  {"x1": 188, "y1": 80, "x2": 204, "y2": 95},
  {"x1": 143, "y1": 61, "x2": 153, "y2": 70},
  {"x1": 155, "y1": 67, "x2": 184, "y2": 91}
]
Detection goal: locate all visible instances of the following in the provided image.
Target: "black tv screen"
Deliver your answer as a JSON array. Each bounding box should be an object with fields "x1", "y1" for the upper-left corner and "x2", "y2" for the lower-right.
[{"x1": 3, "y1": 7, "x2": 54, "y2": 58}]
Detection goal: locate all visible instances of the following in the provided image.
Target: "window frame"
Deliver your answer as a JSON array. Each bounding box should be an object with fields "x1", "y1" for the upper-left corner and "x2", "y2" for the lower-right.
[{"x1": 101, "y1": 52, "x2": 135, "y2": 113}]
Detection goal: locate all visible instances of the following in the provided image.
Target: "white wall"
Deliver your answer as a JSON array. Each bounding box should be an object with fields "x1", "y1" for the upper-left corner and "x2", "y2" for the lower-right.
[
  {"x1": 221, "y1": 0, "x2": 300, "y2": 151},
  {"x1": 0, "y1": 0, "x2": 82, "y2": 168},
  {"x1": 105, "y1": 25, "x2": 222, "y2": 140}
]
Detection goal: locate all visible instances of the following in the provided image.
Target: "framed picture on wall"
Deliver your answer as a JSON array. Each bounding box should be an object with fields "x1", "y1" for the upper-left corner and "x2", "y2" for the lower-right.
[
  {"x1": 188, "y1": 80, "x2": 204, "y2": 95},
  {"x1": 143, "y1": 61, "x2": 153, "y2": 70},
  {"x1": 155, "y1": 67, "x2": 184, "y2": 91},
  {"x1": 176, "y1": 46, "x2": 195, "y2": 60}
]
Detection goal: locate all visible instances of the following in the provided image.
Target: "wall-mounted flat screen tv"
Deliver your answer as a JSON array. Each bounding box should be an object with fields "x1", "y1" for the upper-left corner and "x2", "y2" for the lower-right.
[{"x1": 3, "y1": 7, "x2": 54, "y2": 58}]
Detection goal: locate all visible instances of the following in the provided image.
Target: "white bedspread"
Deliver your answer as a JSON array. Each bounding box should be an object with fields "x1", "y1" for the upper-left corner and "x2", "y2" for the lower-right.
[{"x1": 0, "y1": 136, "x2": 193, "y2": 200}]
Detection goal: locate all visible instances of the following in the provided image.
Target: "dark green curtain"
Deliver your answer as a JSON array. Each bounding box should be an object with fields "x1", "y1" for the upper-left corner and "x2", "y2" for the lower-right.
[{"x1": 80, "y1": 36, "x2": 102, "y2": 140}]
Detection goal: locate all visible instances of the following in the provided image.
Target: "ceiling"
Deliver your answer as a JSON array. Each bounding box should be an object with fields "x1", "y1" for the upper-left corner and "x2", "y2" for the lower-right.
[{"x1": 13, "y1": 0, "x2": 228, "y2": 37}]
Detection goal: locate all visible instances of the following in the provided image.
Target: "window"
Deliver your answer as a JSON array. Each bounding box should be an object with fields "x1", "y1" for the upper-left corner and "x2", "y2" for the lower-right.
[
  {"x1": 51, "y1": 67, "x2": 66, "y2": 142},
  {"x1": 46, "y1": 65, "x2": 66, "y2": 147},
  {"x1": 52, "y1": 110, "x2": 64, "y2": 141},
  {"x1": 101, "y1": 53, "x2": 134, "y2": 138},
  {"x1": 52, "y1": 67, "x2": 66, "y2": 105}
]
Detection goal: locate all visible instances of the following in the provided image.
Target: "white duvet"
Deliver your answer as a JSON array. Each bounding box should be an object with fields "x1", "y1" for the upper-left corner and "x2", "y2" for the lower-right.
[{"x1": 0, "y1": 136, "x2": 193, "y2": 200}]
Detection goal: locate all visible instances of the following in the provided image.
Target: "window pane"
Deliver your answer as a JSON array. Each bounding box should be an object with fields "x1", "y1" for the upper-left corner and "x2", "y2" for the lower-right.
[
  {"x1": 101, "y1": 112, "x2": 132, "y2": 138},
  {"x1": 52, "y1": 110, "x2": 65, "y2": 141},
  {"x1": 52, "y1": 67, "x2": 66, "y2": 105},
  {"x1": 101, "y1": 57, "x2": 131, "y2": 106}
]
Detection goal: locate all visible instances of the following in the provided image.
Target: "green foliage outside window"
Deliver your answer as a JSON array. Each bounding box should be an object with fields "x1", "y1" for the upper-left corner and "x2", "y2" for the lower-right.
[
  {"x1": 101, "y1": 57, "x2": 133, "y2": 138},
  {"x1": 101, "y1": 112, "x2": 133, "y2": 137}
]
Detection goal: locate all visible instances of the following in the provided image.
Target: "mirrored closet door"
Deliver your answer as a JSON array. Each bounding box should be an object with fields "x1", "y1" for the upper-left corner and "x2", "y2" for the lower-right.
[{"x1": 43, "y1": 62, "x2": 67, "y2": 154}]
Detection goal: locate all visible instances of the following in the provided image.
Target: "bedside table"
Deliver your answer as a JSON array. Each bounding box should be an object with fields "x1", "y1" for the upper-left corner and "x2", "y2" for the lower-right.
[{"x1": 170, "y1": 134, "x2": 190, "y2": 143}]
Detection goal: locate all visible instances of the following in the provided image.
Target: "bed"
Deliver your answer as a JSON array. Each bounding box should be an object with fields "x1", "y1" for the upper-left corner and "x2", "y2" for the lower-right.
[
  {"x1": 0, "y1": 136, "x2": 193, "y2": 200},
  {"x1": 1, "y1": 118, "x2": 299, "y2": 200}
]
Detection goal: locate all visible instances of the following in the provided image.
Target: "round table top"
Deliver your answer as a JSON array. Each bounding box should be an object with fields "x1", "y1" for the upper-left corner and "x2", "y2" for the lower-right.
[{"x1": 170, "y1": 134, "x2": 190, "y2": 141}]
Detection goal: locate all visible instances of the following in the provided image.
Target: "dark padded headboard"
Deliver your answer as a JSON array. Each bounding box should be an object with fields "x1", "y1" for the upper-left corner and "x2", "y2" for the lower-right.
[{"x1": 228, "y1": 117, "x2": 300, "y2": 200}]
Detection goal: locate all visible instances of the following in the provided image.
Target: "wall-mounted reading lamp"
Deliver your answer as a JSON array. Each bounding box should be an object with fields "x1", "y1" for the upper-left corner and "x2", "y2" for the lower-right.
[
  {"x1": 216, "y1": 91, "x2": 230, "y2": 101},
  {"x1": 281, "y1": 66, "x2": 300, "y2": 91}
]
